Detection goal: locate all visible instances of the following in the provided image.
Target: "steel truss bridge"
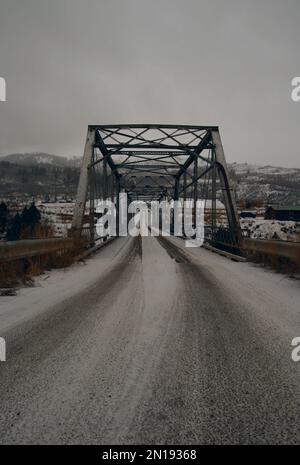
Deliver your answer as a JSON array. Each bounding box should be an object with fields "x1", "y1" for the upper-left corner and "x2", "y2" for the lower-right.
[
  {"x1": 71, "y1": 124, "x2": 242, "y2": 248},
  {"x1": 1, "y1": 124, "x2": 300, "y2": 270}
]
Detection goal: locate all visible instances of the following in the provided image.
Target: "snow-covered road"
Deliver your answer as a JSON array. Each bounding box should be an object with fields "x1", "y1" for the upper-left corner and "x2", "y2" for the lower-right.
[{"x1": 0, "y1": 236, "x2": 300, "y2": 444}]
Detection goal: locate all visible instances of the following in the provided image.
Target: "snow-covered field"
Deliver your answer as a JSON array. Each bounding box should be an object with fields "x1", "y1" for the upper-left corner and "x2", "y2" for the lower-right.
[
  {"x1": 241, "y1": 218, "x2": 300, "y2": 241},
  {"x1": 37, "y1": 202, "x2": 300, "y2": 243},
  {"x1": 228, "y1": 162, "x2": 300, "y2": 204},
  {"x1": 38, "y1": 202, "x2": 75, "y2": 236}
]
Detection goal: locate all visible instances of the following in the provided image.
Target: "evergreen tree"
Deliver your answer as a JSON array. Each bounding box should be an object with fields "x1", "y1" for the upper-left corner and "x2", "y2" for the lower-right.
[
  {"x1": 20, "y1": 206, "x2": 30, "y2": 229},
  {"x1": 6, "y1": 213, "x2": 22, "y2": 241},
  {"x1": 21, "y1": 203, "x2": 41, "y2": 234},
  {"x1": 0, "y1": 201, "x2": 9, "y2": 234}
]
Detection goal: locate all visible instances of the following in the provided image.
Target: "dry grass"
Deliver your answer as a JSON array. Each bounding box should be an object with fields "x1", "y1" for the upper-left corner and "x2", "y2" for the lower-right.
[{"x1": 0, "y1": 248, "x2": 78, "y2": 290}]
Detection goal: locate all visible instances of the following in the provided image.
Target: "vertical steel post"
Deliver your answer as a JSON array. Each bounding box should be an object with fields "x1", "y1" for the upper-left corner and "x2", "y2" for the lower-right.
[
  {"x1": 183, "y1": 170, "x2": 187, "y2": 234},
  {"x1": 111, "y1": 172, "x2": 115, "y2": 203},
  {"x1": 103, "y1": 157, "x2": 108, "y2": 241},
  {"x1": 103, "y1": 156, "x2": 108, "y2": 201},
  {"x1": 72, "y1": 127, "x2": 95, "y2": 242},
  {"x1": 193, "y1": 155, "x2": 198, "y2": 228},
  {"x1": 116, "y1": 177, "x2": 120, "y2": 236},
  {"x1": 89, "y1": 155, "x2": 95, "y2": 246},
  {"x1": 211, "y1": 129, "x2": 241, "y2": 243},
  {"x1": 183, "y1": 171, "x2": 187, "y2": 201},
  {"x1": 174, "y1": 178, "x2": 179, "y2": 201},
  {"x1": 173, "y1": 178, "x2": 179, "y2": 234},
  {"x1": 211, "y1": 150, "x2": 217, "y2": 241}
]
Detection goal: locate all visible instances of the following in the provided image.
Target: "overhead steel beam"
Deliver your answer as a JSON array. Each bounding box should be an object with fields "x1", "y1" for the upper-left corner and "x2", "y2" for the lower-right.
[
  {"x1": 94, "y1": 131, "x2": 121, "y2": 180},
  {"x1": 89, "y1": 124, "x2": 219, "y2": 131},
  {"x1": 102, "y1": 143, "x2": 200, "y2": 150},
  {"x1": 175, "y1": 131, "x2": 212, "y2": 180},
  {"x1": 116, "y1": 164, "x2": 178, "y2": 170}
]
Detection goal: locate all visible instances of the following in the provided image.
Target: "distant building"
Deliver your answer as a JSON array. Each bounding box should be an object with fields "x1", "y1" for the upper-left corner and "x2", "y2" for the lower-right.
[
  {"x1": 240, "y1": 210, "x2": 256, "y2": 219},
  {"x1": 265, "y1": 205, "x2": 300, "y2": 221}
]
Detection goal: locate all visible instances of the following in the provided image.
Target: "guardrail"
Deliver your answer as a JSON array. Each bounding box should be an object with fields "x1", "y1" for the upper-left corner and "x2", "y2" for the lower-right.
[
  {"x1": 1, "y1": 236, "x2": 300, "y2": 268},
  {"x1": 0, "y1": 237, "x2": 74, "y2": 262},
  {"x1": 241, "y1": 238, "x2": 300, "y2": 267}
]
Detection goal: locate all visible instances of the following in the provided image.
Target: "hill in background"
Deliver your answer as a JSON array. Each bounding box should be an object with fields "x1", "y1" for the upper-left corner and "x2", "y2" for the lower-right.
[
  {"x1": 0, "y1": 153, "x2": 299, "y2": 205},
  {"x1": 0, "y1": 152, "x2": 81, "y2": 168},
  {"x1": 228, "y1": 162, "x2": 300, "y2": 206},
  {"x1": 0, "y1": 153, "x2": 81, "y2": 200}
]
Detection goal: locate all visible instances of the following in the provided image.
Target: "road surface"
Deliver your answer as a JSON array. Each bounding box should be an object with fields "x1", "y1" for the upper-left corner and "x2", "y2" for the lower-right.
[{"x1": 0, "y1": 236, "x2": 300, "y2": 444}]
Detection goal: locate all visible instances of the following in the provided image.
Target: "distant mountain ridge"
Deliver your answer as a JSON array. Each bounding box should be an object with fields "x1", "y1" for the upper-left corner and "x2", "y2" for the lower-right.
[
  {"x1": 0, "y1": 153, "x2": 80, "y2": 199},
  {"x1": 0, "y1": 152, "x2": 81, "y2": 167},
  {"x1": 0, "y1": 153, "x2": 299, "y2": 204},
  {"x1": 228, "y1": 162, "x2": 300, "y2": 176}
]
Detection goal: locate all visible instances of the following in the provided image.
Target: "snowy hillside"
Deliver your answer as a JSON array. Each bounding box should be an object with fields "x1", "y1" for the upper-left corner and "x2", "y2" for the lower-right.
[
  {"x1": 228, "y1": 162, "x2": 300, "y2": 204},
  {"x1": 0, "y1": 152, "x2": 81, "y2": 168},
  {"x1": 0, "y1": 154, "x2": 299, "y2": 205}
]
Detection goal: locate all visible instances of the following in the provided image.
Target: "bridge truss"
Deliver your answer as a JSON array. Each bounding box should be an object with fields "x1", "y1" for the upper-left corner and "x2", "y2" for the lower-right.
[{"x1": 72, "y1": 124, "x2": 241, "y2": 246}]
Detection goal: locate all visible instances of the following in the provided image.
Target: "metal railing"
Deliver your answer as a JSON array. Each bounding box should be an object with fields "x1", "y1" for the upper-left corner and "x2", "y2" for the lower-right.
[
  {"x1": 0, "y1": 237, "x2": 74, "y2": 262},
  {"x1": 206, "y1": 227, "x2": 300, "y2": 268},
  {"x1": 241, "y1": 237, "x2": 300, "y2": 267}
]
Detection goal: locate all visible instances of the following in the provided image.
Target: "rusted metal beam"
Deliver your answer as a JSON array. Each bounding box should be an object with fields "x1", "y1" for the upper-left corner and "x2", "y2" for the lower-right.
[{"x1": 175, "y1": 131, "x2": 212, "y2": 179}]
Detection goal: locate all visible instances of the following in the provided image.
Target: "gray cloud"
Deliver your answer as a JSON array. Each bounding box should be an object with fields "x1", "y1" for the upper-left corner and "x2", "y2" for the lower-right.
[{"x1": 0, "y1": 0, "x2": 299, "y2": 166}]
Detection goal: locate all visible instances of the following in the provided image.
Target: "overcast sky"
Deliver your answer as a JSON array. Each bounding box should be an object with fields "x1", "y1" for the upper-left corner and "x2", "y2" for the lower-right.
[{"x1": 0, "y1": 0, "x2": 299, "y2": 167}]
